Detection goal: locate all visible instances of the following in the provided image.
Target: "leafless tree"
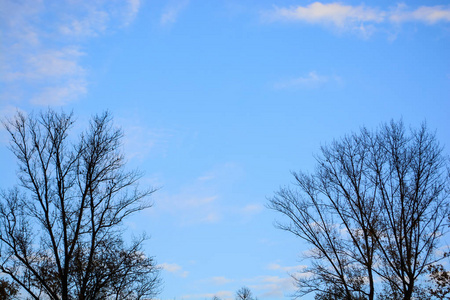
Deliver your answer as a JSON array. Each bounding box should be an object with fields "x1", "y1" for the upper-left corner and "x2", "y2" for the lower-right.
[
  {"x1": 0, "y1": 110, "x2": 160, "y2": 300},
  {"x1": 269, "y1": 120, "x2": 449, "y2": 300},
  {"x1": 236, "y1": 286, "x2": 257, "y2": 300}
]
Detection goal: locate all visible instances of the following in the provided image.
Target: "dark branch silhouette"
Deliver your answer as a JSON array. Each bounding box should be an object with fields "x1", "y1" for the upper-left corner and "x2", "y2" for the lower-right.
[
  {"x1": 269, "y1": 120, "x2": 449, "y2": 300},
  {"x1": 0, "y1": 110, "x2": 161, "y2": 300}
]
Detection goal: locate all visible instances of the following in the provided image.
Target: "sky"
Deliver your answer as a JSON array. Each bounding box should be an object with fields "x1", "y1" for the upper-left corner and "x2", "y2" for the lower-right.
[{"x1": 0, "y1": 0, "x2": 449, "y2": 299}]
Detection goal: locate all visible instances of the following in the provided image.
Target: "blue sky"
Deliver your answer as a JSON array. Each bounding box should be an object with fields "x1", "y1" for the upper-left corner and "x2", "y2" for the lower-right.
[{"x1": 0, "y1": 0, "x2": 449, "y2": 299}]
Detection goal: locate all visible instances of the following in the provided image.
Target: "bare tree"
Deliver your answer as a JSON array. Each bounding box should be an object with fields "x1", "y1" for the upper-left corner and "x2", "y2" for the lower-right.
[
  {"x1": 236, "y1": 286, "x2": 257, "y2": 300},
  {"x1": 0, "y1": 110, "x2": 160, "y2": 300},
  {"x1": 269, "y1": 120, "x2": 449, "y2": 300},
  {"x1": 369, "y1": 122, "x2": 448, "y2": 299}
]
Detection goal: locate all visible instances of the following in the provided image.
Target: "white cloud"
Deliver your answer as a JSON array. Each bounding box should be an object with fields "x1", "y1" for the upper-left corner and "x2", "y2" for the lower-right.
[
  {"x1": 3, "y1": 47, "x2": 85, "y2": 82},
  {"x1": 186, "y1": 195, "x2": 218, "y2": 206},
  {"x1": 237, "y1": 204, "x2": 264, "y2": 222},
  {"x1": 152, "y1": 162, "x2": 244, "y2": 226},
  {"x1": 28, "y1": 48, "x2": 85, "y2": 79},
  {"x1": 210, "y1": 276, "x2": 234, "y2": 285},
  {"x1": 197, "y1": 174, "x2": 216, "y2": 181},
  {"x1": 2, "y1": 47, "x2": 87, "y2": 106},
  {"x1": 30, "y1": 80, "x2": 87, "y2": 106},
  {"x1": 0, "y1": 105, "x2": 25, "y2": 119},
  {"x1": 265, "y1": 2, "x2": 382, "y2": 37},
  {"x1": 212, "y1": 263, "x2": 307, "y2": 297},
  {"x1": 182, "y1": 290, "x2": 233, "y2": 299},
  {"x1": 274, "y1": 71, "x2": 339, "y2": 89},
  {"x1": 124, "y1": 0, "x2": 141, "y2": 26},
  {"x1": 59, "y1": 11, "x2": 109, "y2": 37},
  {"x1": 390, "y1": 4, "x2": 450, "y2": 24},
  {"x1": 120, "y1": 119, "x2": 174, "y2": 161},
  {"x1": 269, "y1": 2, "x2": 383, "y2": 27},
  {"x1": 200, "y1": 212, "x2": 221, "y2": 223},
  {"x1": 156, "y1": 191, "x2": 222, "y2": 225},
  {"x1": 160, "y1": 0, "x2": 190, "y2": 26},
  {"x1": 0, "y1": 0, "x2": 141, "y2": 106},
  {"x1": 241, "y1": 204, "x2": 263, "y2": 215},
  {"x1": 267, "y1": 263, "x2": 307, "y2": 273},
  {"x1": 188, "y1": 270, "x2": 297, "y2": 299},
  {"x1": 158, "y1": 262, "x2": 189, "y2": 278},
  {"x1": 264, "y1": 2, "x2": 450, "y2": 37},
  {"x1": 247, "y1": 275, "x2": 297, "y2": 297}
]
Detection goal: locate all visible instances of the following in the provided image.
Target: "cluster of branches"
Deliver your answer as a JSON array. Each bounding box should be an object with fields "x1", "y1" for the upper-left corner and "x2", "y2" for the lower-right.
[
  {"x1": 0, "y1": 110, "x2": 161, "y2": 299},
  {"x1": 269, "y1": 120, "x2": 449, "y2": 300}
]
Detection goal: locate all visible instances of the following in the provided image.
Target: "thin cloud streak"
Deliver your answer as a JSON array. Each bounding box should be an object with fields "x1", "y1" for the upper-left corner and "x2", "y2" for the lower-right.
[
  {"x1": 269, "y1": 2, "x2": 383, "y2": 27},
  {"x1": 267, "y1": 263, "x2": 307, "y2": 273},
  {"x1": 160, "y1": 0, "x2": 190, "y2": 26},
  {"x1": 274, "y1": 71, "x2": 341, "y2": 89},
  {"x1": 390, "y1": 4, "x2": 450, "y2": 24},
  {"x1": 211, "y1": 276, "x2": 234, "y2": 285},
  {"x1": 151, "y1": 162, "x2": 244, "y2": 226},
  {"x1": 158, "y1": 262, "x2": 189, "y2": 278},
  {"x1": 264, "y1": 2, "x2": 450, "y2": 37},
  {"x1": 240, "y1": 204, "x2": 263, "y2": 215}
]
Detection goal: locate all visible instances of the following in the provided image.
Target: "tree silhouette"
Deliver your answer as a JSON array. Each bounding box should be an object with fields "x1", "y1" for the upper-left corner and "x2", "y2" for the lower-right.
[
  {"x1": 0, "y1": 110, "x2": 161, "y2": 299},
  {"x1": 269, "y1": 120, "x2": 449, "y2": 300},
  {"x1": 236, "y1": 286, "x2": 257, "y2": 300}
]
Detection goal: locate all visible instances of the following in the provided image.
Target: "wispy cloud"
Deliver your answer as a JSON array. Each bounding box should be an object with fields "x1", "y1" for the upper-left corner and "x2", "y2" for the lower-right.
[
  {"x1": 267, "y1": 263, "x2": 307, "y2": 273},
  {"x1": 247, "y1": 275, "x2": 297, "y2": 297},
  {"x1": 30, "y1": 81, "x2": 88, "y2": 106},
  {"x1": 267, "y1": 262, "x2": 313, "y2": 283},
  {"x1": 120, "y1": 117, "x2": 174, "y2": 161},
  {"x1": 191, "y1": 268, "x2": 298, "y2": 299},
  {"x1": 157, "y1": 191, "x2": 221, "y2": 225},
  {"x1": 263, "y1": 2, "x2": 450, "y2": 37},
  {"x1": 153, "y1": 162, "x2": 244, "y2": 226},
  {"x1": 231, "y1": 263, "x2": 310, "y2": 297},
  {"x1": 390, "y1": 3, "x2": 450, "y2": 24},
  {"x1": 160, "y1": 0, "x2": 190, "y2": 26},
  {"x1": 6, "y1": 48, "x2": 86, "y2": 81},
  {"x1": 274, "y1": 71, "x2": 341, "y2": 89},
  {"x1": 0, "y1": 0, "x2": 140, "y2": 106},
  {"x1": 211, "y1": 276, "x2": 233, "y2": 285},
  {"x1": 182, "y1": 290, "x2": 233, "y2": 299},
  {"x1": 158, "y1": 262, "x2": 189, "y2": 278},
  {"x1": 124, "y1": 0, "x2": 142, "y2": 26},
  {"x1": 240, "y1": 204, "x2": 263, "y2": 215},
  {"x1": 268, "y1": 2, "x2": 383, "y2": 27},
  {"x1": 236, "y1": 204, "x2": 264, "y2": 223}
]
